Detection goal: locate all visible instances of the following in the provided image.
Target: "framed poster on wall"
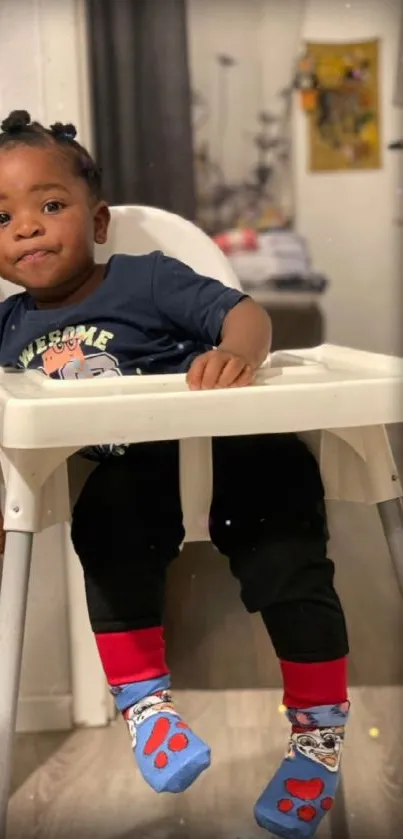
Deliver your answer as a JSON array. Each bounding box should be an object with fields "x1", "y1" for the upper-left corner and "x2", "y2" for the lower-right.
[{"x1": 305, "y1": 39, "x2": 381, "y2": 172}]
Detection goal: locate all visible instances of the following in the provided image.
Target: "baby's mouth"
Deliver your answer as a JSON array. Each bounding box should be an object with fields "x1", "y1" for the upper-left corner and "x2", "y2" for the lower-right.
[{"x1": 17, "y1": 249, "x2": 55, "y2": 264}]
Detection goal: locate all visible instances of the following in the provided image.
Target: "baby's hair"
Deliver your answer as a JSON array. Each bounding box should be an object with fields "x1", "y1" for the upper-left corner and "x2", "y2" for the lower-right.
[{"x1": 0, "y1": 110, "x2": 102, "y2": 200}]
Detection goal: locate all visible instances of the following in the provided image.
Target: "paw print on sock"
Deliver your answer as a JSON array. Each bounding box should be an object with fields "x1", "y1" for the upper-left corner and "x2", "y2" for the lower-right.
[
  {"x1": 293, "y1": 710, "x2": 317, "y2": 727},
  {"x1": 331, "y1": 701, "x2": 350, "y2": 718},
  {"x1": 277, "y1": 778, "x2": 334, "y2": 822},
  {"x1": 143, "y1": 716, "x2": 191, "y2": 769}
]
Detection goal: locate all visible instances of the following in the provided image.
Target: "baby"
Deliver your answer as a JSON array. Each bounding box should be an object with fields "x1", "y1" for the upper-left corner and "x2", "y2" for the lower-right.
[{"x1": 0, "y1": 110, "x2": 349, "y2": 839}]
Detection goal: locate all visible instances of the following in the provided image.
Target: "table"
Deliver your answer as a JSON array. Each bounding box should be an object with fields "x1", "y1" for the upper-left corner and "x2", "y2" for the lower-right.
[
  {"x1": 249, "y1": 289, "x2": 324, "y2": 352},
  {"x1": 0, "y1": 343, "x2": 402, "y2": 837}
]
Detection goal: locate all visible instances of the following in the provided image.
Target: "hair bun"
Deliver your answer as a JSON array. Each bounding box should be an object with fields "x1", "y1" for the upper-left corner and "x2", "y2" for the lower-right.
[
  {"x1": 50, "y1": 122, "x2": 77, "y2": 141},
  {"x1": 1, "y1": 110, "x2": 31, "y2": 133}
]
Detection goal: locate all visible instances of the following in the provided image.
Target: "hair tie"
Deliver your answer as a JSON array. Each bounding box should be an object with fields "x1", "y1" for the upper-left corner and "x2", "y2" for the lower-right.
[{"x1": 50, "y1": 122, "x2": 77, "y2": 141}]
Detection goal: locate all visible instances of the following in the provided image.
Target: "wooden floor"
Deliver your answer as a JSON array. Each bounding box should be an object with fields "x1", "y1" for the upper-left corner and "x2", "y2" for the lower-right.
[{"x1": 8, "y1": 497, "x2": 403, "y2": 839}]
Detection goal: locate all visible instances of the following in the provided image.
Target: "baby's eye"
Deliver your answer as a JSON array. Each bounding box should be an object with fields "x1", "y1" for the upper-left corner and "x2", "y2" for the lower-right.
[
  {"x1": 43, "y1": 201, "x2": 65, "y2": 215},
  {"x1": 0, "y1": 212, "x2": 11, "y2": 227}
]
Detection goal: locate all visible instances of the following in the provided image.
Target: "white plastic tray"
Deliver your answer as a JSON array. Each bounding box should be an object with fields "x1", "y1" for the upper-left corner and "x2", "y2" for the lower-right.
[{"x1": 0, "y1": 344, "x2": 401, "y2": 450}]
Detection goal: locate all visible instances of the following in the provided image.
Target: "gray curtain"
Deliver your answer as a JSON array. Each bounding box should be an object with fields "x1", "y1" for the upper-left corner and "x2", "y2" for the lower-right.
[{"x1": 86, "y1": 0, "x2": 196, "y2": 218}]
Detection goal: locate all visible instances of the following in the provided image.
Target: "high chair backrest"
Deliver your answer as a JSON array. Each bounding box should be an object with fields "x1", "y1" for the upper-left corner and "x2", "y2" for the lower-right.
[
  {"x1": 96, "y1": 204, "x2": 242, "y2": 290},
  {"x1": 96, "y1": 205, "x2": 242, "y2": 542}
]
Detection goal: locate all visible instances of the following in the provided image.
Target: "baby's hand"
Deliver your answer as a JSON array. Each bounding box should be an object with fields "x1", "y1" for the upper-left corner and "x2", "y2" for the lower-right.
[{"x1": 186, "y1": 349, "x2": 254, "y2": 390}]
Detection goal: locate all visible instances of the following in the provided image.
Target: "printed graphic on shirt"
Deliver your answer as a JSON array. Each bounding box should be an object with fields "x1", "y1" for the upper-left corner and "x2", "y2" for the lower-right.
[
  {"x1": 18, "y1": 324, "x2": 121, "y2": 380},
  {"x1": 18, "y1": 325, "x2": 125, "y2": 458}
]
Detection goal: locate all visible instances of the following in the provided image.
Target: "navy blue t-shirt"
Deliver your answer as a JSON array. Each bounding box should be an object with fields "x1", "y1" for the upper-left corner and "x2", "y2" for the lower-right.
[{"x1": 0, "y1": 251, "x2": 246, "y2": 380}]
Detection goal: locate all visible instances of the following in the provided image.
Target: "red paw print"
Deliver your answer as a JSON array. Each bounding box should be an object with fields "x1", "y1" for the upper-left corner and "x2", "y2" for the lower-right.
[
  {"x1": 143, "y1": 717, "x2": 190, "y2": 769},
  {"x1": 277, "y1": 778, "x2": 334, "y2": 822}
]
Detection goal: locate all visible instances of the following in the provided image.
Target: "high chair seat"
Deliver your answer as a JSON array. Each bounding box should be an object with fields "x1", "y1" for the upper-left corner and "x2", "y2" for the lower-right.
[{"x1": 0, "y1": 205, "x2": 402, "y2": 839}]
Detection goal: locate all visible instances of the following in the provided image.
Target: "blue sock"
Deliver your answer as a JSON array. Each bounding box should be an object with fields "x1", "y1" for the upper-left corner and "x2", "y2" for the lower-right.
[
  {"x1": 111, "y1": 675, "x2": 211, "y2": 793},
  {"x1": 254, "y1": 702, "x2": 349, "y2": 838}
]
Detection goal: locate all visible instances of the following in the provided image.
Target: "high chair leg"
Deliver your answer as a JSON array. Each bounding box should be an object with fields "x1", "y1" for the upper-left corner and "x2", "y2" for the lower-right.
[
  {"x1": 0, "y1": 531, "x2": 33, "y2": 839},
  {"x1": 378, "y1": 498, "x2": 403, "y2": 595}
]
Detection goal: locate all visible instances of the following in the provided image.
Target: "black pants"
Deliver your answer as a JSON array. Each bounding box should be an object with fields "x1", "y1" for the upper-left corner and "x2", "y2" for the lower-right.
[{"x1": 71, "y1": 434, "x2": 348, "y2": 663}]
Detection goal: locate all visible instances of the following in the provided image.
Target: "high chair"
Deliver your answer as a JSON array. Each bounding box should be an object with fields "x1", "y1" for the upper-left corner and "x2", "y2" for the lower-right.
[{"x1": 0, "y1": 205, "x2": 403, "y2": 838}]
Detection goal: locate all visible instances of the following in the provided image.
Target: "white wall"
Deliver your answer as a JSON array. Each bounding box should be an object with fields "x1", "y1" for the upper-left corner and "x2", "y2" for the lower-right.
[
  {"x1": 0, "y1": 0, "x2": 92, "y2": 731},
  {"x1": 294, "y1": 0, "x2": 402, "y2": 354},
  {"x1": 187, "y1": 0, "x2": 304, "y2": 185},
  {"x1": 188, "y1": 0, "x2": 402, "y2": 354},
  {"x1": 188, "y1": 0, "x2": 262, "y2": 182}
]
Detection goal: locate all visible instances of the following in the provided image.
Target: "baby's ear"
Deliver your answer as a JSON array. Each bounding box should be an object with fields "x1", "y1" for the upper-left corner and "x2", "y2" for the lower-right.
[{"x1": 93, "y1": 202, "x2": 110, "y2": 245}]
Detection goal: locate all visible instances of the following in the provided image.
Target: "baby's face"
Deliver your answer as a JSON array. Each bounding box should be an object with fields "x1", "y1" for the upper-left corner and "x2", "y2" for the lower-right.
[{"x1": 0, "y1": 143, "x2": 109, "y2": 297}]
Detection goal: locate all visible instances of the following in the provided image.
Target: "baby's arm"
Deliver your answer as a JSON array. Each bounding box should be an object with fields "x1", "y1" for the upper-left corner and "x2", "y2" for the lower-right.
[
  {"x1": 220, "y1": 296, "x2": 272, "y2": 368},
  {"x1": 151, "y1": 252, "x2": 271, "y2": 389},
  {"x1": 187, "y1": 297, "x2": 271, "y2": 390}
]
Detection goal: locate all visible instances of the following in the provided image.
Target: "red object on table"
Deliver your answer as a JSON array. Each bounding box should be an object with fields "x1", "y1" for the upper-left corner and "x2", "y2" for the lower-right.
[{"x1": 213, "y1": 228, "x2": 258, "y2": 255}]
